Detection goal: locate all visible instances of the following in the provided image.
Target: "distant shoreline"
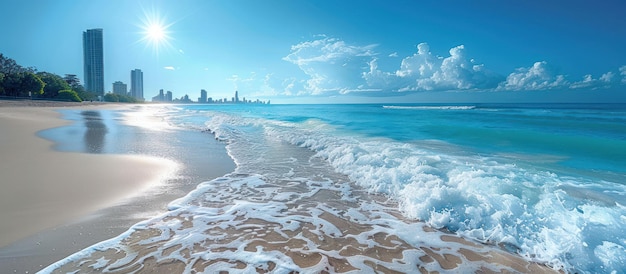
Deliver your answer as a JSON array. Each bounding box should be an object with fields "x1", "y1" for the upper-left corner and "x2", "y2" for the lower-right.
[{"x1": 0, "y1": 98, "x2": 112, "y2": 107}]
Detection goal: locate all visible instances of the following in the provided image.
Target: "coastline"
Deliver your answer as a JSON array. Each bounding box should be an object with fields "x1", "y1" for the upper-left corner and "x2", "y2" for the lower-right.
[
  {"x1": 0, "y1": 101, "x2": 236, "y2": 273},
  {"x1": 38, "y1": 103, "x2": 559, "y2": 273},
  {"x1": 0, "y1": 101, "x2": 562, "y2": 273}
]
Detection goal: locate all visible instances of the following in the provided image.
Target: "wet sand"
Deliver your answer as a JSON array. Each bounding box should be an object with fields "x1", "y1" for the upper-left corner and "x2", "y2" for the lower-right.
[
  {"x1": 0, "y1": 105, "x2": 176, "y2": 246},
  {"x1": 0, "y1": 101, "x2": 235, "y2": 273},
  {"x1": 44, "y1": 172, "x2": 560, "y2": 274}
]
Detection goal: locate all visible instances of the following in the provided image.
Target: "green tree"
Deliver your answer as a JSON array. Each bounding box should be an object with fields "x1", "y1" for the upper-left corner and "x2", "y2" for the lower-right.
[
  {"x1": 104, "y1": 93, "x2": 119, "y2": 102},
  {"x1": 21, "y1": 72, "x2": 45, "y2": 97},
  {"x1": 63, "y1": 74, "x2": 80, "y2": 88},
  {"x1": 0, "y1": 72, "x2": 4, "y2": 95},
  {"x1": 2, "y1": 72, "x2": 44, "y2": 97},
  {"x1": 0, "y1": 54, "x2": 42, "y2": 97},
  {"x1": 76, "y1": 85, "x2": 97, "y2": 101},
  {"x1": 64, "y1": 74, "x2": 97, "y2": 101},
  {"x1": 37, "y1": 72, "x2": 70, "y2": 98},
  {"x1": 118, "y1": 94, "x2": 139, "y2": 103},
  {"x1": 0, "y1": 53, "x2": 24, "y2": 75},
  {"x1": 57, "y1": 89, "x2": 82, "y2": 102}
]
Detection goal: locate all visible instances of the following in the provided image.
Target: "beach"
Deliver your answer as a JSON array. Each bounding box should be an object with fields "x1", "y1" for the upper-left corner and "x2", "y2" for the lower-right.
[
  {"x1": 34, "y1": 103, "x2": 568, "y2": 273},
  {"x1": 5, "y1": 101, "x2": 617, "y2": 273},
  {"x1": 0, "y1": 101, "x2": 235, "y2": 273}
]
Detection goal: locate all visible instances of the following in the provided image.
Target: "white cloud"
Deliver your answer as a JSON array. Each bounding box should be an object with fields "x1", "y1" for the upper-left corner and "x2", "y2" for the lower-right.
[
  {"x1": 283, "y1": 36, "x2": 377, "y2": 94},
  {"x1": 367, "y1": 43, "x2": 501, "y2": 92},
  {"x1": 227, "y1": 72, "x2": 259, "y2": 91},
  {"x1": 164, "y1": 66, "x2": 175, "y2": 70},
  {"x1": 497, "y1": 61, "x2": 569, "y2": 91},
  {"x1": 282, "y1": 38, "x2": 623, "y2": 96},
  {"x1": 569, "y1": 72, "x2": 615, "y2": 89},
  {"x1": 600, "y1": 71, "x2": 614, "y2": 83},
  {"x1": 363, "y1": 58, "x2": 398, "y2": 89},
  {"x1": 260, "y1": 73, "x2": 302, "y2": 96}
]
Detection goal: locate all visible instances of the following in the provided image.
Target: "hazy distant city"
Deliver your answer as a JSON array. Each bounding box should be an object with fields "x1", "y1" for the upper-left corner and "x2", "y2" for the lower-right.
[
  {"x1": 152, "y1": 89, "x2": 269, "y2": 104},
  {"x1": 84, "y1": 28, "x2": 268, "y2": 104}
]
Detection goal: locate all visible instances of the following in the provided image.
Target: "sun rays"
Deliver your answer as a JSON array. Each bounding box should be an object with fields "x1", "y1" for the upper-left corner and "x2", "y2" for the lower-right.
[{"x1": 137, "y1": 7, "x2": 175, "y2": 57}]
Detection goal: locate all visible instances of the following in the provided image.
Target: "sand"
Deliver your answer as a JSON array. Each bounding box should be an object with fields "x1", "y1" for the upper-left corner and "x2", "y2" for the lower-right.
[
  {"x1": 0, "y1": 105, "x2": 177, "y2": 247},
  {"x1": 0, "y1": 100, "x2": 236, "y2": 273}
]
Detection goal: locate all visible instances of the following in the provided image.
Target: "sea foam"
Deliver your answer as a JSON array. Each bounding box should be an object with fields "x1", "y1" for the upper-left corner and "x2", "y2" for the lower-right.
[{"x1": 200, "y1": 108, "x2": 626, "y2": 273}]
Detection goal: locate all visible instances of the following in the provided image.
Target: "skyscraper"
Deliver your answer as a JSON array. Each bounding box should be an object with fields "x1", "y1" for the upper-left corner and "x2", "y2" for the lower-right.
[
  {"x1": 198, "y1": 89, "x2": 207, "y2": 103},
  {"x1": 83, "y1": 28, "x2": 104, "y2": 96},
  {"x1": 112, "y1": 81, "x2": 127, "y2": 95},
  {"x1": 130, "y1": 69, "x2": 143, "y2": 100},
  {"x1": 234, "y1": 90, "x2": 240, "y2": 103}
]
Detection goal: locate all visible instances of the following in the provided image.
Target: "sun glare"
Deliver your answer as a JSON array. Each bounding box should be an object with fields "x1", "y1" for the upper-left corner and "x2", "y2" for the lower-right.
[
  {"x1": 137, "y1": 7, "x2": 174, "y2": 56},
  {"x1": 147, "y1": 24, "x2": 165, "y2": 42}
]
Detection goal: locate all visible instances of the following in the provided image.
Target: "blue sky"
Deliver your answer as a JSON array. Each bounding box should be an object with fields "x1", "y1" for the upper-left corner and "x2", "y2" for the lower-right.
[{"x1": 1, "y1": 0, "x2": 625, "y2": 103}]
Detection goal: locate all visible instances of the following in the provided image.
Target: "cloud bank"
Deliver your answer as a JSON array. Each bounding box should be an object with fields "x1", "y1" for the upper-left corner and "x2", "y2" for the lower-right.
[{"x1": 264, "y1": 36, "x2": 624, "y2": 96}]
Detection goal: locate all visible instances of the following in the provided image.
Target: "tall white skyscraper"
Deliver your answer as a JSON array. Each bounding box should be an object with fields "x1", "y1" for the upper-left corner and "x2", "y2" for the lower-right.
[
  {"x1": 130, "y1": 69, "x2": 143, "y2": 100},
  {"x1": 83, "y1": 28, "x2": 104, "y2": 96}
]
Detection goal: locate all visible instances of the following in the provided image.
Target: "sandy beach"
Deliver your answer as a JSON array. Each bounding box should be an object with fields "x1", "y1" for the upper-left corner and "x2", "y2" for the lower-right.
[
  {"x1": 0, "y1": 104, "x2": 176, "y2": 246},
  {"x1": 0, "y1": 101, "x2": 235, "y2": 273}
]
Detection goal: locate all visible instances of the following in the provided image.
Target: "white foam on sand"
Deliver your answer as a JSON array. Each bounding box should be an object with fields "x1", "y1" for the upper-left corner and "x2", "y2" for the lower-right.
[
  {"x1": 41, "y1": 172, "x2": 552, "y2": 273},
  {"x1": 200, "y1": 110, "x2": 626, "y2": 273}
]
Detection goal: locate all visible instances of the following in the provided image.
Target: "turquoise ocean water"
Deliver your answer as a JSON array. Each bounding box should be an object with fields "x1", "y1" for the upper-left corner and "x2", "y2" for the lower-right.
[{"x1": 164, "y1": 103, "x2": 625, "y2": 273}]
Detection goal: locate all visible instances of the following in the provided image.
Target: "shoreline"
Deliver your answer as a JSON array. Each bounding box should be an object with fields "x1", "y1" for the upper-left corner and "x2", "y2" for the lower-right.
[
  {"x1": 0, "y1": 102, "x2": 236, "y2": 273},
  {"x1": 0, "y1": 101, "x2": 562, "y2": 273}
]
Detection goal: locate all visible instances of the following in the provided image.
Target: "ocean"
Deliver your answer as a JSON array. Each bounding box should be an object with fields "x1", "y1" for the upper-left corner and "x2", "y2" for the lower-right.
[{"x1": 43, "y1": 103, "x2": 626, "y2": 273}]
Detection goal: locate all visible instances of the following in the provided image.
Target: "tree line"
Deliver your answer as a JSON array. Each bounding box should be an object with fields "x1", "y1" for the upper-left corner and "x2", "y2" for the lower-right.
[{"x1": 0, "y1": 53, "x2": 96, "y2": 102}]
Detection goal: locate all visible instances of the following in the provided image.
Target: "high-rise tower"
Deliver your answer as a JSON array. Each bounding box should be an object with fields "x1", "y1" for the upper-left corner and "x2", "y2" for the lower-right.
[
  {"x1": 112, "y1": 81, "x2": 127, "y2": 95},
  {"x1": 131, "y1": 69, "x2": 144, "y2": 100},
  {"x1": 83, "y1": 29, "x2": 104, "y2": 96},
  {"x1": 199, "y1": 89, "x2": 207, "y2": 103}
]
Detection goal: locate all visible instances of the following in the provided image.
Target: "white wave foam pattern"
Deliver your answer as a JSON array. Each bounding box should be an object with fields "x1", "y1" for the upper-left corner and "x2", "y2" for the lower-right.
[
  {"x1": 43, "y1": 172, "x2": 545, "y2": 273},
  {"x1": 382, "y1": 105, "x2": 476, "y2": 110},
  {"x1": 203, "y1": 111, "x2": 626, "y2": 273}
]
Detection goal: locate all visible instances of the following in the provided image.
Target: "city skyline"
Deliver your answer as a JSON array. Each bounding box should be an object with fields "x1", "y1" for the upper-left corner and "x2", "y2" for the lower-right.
[
  {"x1": 153, "y1": 89, "x2": 268, "y2": 104},
  {"x1": 2, "y1": 1, "x2": 626, "y2": 103}
]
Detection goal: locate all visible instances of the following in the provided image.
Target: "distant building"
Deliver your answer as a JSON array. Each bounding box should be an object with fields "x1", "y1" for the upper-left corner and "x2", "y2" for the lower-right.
[
  {"x1": 152, "y1": 89, "x2": 174, "y2": 103},
  {"x1": 173, "y1": 94, "x2": 192, "y2": 103},
  {"x1": 235, "y1": 90, "x2": 239, "y2": 103},
  {"x1": 83, "y1": 28, "x2": 104, "y2": 96},
  {"x1": 198, "y1": 89, "x2": 207, "y2": 103},
  {"x1": 130, "y1": 69, "x2": 143, "y2": 100},
  {"x1": 112, "y1": 81, "x2": 127, "y2": 95},
  {"x1": 152, "y1": 89, "x2": 165, "y2": 102}
]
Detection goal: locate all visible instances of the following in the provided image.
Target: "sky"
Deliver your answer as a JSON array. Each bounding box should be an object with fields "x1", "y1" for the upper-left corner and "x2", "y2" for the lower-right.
[{"x1": 1, "y1": 0, "x2": 626, "y2": 103}]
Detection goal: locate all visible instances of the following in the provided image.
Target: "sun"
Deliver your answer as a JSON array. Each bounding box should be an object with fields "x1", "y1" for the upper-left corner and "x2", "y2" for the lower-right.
[
  {"x1": 137, "y1": 7, "x2": 174, "y2": 57},
  {"x1": 146, "y1": 23, "x2": 165, "y2": 42}
]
